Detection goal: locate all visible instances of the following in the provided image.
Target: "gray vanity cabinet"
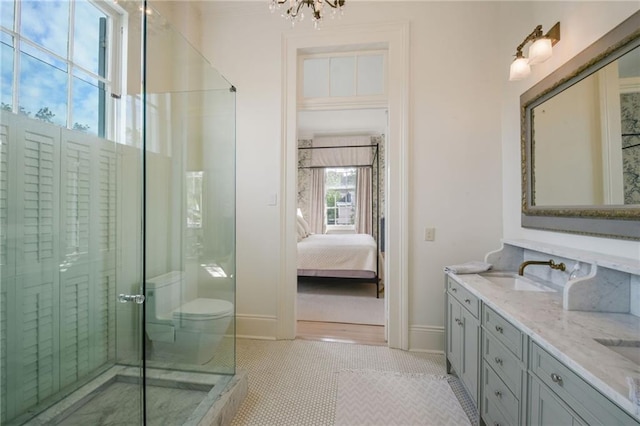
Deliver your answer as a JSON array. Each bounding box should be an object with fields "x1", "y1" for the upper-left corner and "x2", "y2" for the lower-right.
[
  {"x1": 481, "y1": 305, "x2": 527, "y2": 426},
  {"x1": 446, "y1": 277, "x2": 480, "y2": 406},
  {"x1": 528, "y1": 342, "x2": 640, "y2": 426},
  {"x1": 529, "y1": 376, "x2": 586, "y2": 426}
]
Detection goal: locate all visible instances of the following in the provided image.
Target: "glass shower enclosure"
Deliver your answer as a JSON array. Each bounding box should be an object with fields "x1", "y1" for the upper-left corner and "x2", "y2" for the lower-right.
[{"x1": 1, "y1": 1, "x2": 236, "y2": 424}]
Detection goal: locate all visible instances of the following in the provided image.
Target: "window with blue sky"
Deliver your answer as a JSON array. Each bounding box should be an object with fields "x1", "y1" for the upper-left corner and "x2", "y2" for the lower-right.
[{"x1": 1, "y1": 0, "x2": 120, "y2": 137}]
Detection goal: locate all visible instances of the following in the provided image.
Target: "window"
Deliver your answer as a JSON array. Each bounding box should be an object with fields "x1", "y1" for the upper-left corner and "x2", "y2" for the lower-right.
[
  {"x1": 0, "y1": 0, "x2": 124, "y2": 138},
  {"x1": 299, "y1": 51, "x2": 387, "y2": 109},
  {"x1": 325, "y1": 168, "x2": 356, "y2": 226},
  {"x1": 186, "y1": 171, "x2": 203, "y2": 229}
]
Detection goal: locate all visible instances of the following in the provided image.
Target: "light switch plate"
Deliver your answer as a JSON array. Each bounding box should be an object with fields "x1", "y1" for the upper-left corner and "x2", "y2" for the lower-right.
[{"x1": 424, "y1": 227, "x2": 436, "y2": 241}]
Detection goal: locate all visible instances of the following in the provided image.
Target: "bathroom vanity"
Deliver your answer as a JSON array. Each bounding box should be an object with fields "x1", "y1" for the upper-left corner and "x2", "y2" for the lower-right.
[{"x1": 445, "y1": 240, "x2": 640, "y2": 426}]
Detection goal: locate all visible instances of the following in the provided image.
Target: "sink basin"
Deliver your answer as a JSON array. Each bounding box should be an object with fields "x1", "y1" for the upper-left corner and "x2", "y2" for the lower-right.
[
  {"x1": 480, "y1": 272, "x2": 557, "y2": 292},
  {"x1": 594, "y1": 338, "x2": 640, "y2": 366}
]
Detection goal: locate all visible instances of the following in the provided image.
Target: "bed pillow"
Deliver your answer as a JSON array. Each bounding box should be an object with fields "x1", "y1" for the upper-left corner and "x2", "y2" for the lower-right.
[
  {"x1": 297, "y1": 213, "x2": 312, "y2": 237},
  {"x1": 297, "y1": 220, "x2": 306, "y2": 241}
]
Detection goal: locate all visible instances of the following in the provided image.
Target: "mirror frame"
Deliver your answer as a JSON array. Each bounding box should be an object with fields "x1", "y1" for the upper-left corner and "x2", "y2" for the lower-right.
[{"x1": 521, "y1": 10, "x2": 640, "y2": 240}]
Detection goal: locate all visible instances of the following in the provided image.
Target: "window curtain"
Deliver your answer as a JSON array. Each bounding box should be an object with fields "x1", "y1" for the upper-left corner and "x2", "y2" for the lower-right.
[
  {"x1": 311, "y1": 135, "x2": 372, "y2": 167},
  {"x1": 355, "y1": 168, "x2": 372, "y2": 234},
  {"x1": 310, "y1": 168, "x2": 325, "y2": 234}
]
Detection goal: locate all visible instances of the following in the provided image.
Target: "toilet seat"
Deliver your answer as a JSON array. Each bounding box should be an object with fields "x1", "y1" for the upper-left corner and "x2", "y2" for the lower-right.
[{"x1": 172, "y1": 298, "x2": 233, "y2": 321}]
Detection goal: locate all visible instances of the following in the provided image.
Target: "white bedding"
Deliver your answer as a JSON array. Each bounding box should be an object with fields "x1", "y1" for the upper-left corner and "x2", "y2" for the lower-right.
[{"x1": 297, "y1": 233, "x2": 377, "y2": 279}]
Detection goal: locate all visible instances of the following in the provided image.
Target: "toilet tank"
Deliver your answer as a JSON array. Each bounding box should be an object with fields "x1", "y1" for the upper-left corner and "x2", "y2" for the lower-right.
[{"x1": 146, "y1": 271, "x2": 183, "y2": 320}]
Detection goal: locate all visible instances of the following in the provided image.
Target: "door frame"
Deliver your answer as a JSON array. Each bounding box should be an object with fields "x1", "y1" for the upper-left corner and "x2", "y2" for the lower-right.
[{"x1": 278, "y1": 21, "x2": 410, "y2": 349}]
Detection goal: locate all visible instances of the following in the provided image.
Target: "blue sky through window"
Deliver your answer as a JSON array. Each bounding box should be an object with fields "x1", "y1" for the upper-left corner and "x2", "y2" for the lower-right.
[
  {"x1": 1, "y1": 33, "x2": 13, "y2": 107},
  {"x1": 19, "y1": 50, "x2": 68, "y2": 126},
  {"x1": 20, "y1": 0, "x2": 70, "y2": 59},
  {"x1": 2, "y1": 0, "x2": 109, "y2": 135},
  {"x1": 73, "y1": 73, "x2": 101, "y2": 133},
  {"x1": 74, "y1": 0, "x2": 106, "y2": 76},
  {"x1": 0, "y1": 1, "x2": 15, "y2": 31}
]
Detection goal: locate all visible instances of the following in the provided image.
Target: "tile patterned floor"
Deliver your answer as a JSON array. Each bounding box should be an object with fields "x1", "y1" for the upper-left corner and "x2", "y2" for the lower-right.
[{"x1": 231, "y1": 338, "x2": 477, "y2": 425}]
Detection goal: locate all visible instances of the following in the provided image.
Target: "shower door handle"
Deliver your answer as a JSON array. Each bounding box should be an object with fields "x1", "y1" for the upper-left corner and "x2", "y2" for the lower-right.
[{"x1": 118, "y1": 294, "x2": 145, "y2": 304}]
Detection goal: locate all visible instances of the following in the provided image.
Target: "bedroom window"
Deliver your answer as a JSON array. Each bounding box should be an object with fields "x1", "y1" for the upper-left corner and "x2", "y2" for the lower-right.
[
  {"x1": 325, "y1": 167, "x2": 356, "y2": 227},
  {"x1": 1, "y1": 0, "x2": 124, "y2": 139},
  {"x1": 186, "y1": 171, "x2": 203, "y2": 229}
]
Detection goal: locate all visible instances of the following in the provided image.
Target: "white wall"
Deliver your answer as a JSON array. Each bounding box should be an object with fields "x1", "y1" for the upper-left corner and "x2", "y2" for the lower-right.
[
  {"x1": 199, "y1": 2, "x2": 504, "y2": 349},
  {"x1": 163, "y1": 1, "x2": 640, "y2": 351},
  {"x1": 500, "y1": 2, "x2": 640, "y2": 259}
]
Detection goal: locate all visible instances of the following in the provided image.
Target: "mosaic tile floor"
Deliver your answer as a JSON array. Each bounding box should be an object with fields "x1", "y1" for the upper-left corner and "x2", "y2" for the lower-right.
[{"x1": 231, "y1": 339, "x2": 477, "y2": 425}]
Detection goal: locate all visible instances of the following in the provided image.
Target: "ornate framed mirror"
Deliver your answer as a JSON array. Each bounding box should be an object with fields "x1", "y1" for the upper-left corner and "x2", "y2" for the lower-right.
[{"x1": 521, "y1": 10, "x2": 640, "y2": 240}]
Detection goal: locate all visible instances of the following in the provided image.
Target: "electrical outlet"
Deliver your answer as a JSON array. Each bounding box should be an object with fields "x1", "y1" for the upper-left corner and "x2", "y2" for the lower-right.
[{"x1": 424, "y1": 227, "x2": 436, "y2": 241}]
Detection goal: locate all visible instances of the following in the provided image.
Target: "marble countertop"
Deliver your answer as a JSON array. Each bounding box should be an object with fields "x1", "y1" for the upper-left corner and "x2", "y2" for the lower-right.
[{"x1": 447, "y1": 271, "x2": 640, "y2": 421}]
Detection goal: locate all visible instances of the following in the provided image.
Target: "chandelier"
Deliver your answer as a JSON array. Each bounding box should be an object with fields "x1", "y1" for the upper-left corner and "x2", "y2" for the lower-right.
[{"x1": 269, "y1": 0, "x2": 346, "y2": 28}]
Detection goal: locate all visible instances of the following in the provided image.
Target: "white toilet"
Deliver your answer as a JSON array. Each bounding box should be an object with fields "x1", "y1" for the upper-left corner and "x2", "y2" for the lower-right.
[{"x1": 145, "y1": 271, "x2": 234, "y2": 365}]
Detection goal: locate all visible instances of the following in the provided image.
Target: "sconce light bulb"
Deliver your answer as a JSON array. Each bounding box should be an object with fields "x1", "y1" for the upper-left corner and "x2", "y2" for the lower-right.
[
  {"x1": 509, "y1": 56, "x2": 531, "y2": 81},
  {"x1": 528, "y1": 37, "x2": 553, "y2": 65}
]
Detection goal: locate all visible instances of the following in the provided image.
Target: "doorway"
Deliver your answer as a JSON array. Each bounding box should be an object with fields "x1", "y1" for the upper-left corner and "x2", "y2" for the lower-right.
[
  {"x1": 295, "y1": 128, "x2": 387, "y2": 345},
  {"x1": 279, "y1": 22, "x2": 410, "y2": 349}
]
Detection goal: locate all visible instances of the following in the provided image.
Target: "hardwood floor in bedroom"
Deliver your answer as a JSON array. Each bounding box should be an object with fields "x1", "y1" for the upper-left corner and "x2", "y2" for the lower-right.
[{"x1": 296, "y1": 320, "x2": 386, "y2": 346}]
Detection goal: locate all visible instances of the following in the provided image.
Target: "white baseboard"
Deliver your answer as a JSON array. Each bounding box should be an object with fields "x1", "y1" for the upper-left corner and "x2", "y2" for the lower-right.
[
  {"x1": 408, "y1": 325, "x2": 444, "y2": 353},
  {"x1": 236, "y1": 314, "x2": 278, "y2": 340}
]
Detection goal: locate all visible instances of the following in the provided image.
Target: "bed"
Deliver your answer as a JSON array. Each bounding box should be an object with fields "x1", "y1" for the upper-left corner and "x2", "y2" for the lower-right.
[
  {"x1": 297, "y1": 233, "x2": 380, "y2": 297},
  {"x1": 296, "y1": 140, "x2": 382, "y2": 297}
]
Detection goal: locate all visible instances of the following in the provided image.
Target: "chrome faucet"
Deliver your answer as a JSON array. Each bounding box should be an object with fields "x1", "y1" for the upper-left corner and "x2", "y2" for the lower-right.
[{"x1": 518, "y1": 259, "x2": 566, "y2": 276}]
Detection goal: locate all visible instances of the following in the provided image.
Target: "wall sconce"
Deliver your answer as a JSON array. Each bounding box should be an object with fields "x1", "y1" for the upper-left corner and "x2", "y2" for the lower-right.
[{"x1": 509, "y1": 22, "x2": 561, "y2": 81}]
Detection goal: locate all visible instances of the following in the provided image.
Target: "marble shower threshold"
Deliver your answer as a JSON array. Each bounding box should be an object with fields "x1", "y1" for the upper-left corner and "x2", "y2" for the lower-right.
[{"x1": 22, "y1": 365, "x2": 247, "y2": 426}]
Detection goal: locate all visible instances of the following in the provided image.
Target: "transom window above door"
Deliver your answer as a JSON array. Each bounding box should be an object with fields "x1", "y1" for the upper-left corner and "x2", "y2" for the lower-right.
[{"x1": 299, "y1": 51, "x2": 386, "y2": 109}]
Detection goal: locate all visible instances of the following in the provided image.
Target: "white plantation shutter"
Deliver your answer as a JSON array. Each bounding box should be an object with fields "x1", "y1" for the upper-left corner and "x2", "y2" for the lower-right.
[
  {"x1": 94, "y1": 141, "x2": 117, "y2": 364},
  {"x1": 60, "y1": 272, "x2": 91, "y2": 388},
  {"x1": 93, "y1": 270, "x2": 116, "y2": 364},
  {"x1": 10, "y1": 117, "x2": 62, "y2": 418},
  {"x1": 0, "y1": 115, "x2": 10, "y2": 422},
  {"x1": 1, "y1": 114, "x2": 120, "y2": 422},
  {"x1": 59, "y1": 134, "x2": 92, "y2": 388},
  {"x1": 20, "y1": 126, "x2": 58, "y2": 268},
  {"x1": 18, "y1": 276, "x2": 58, "y2": 411},
  {"x1": 98, "y1": 145, "x2": 117, "y2": 255},
  {"x1": 1, "y1": 116, "x2": 10, "y2": 275},
  {"x1": 62, "y1": 140, "x2": 91, "y2": 259}
]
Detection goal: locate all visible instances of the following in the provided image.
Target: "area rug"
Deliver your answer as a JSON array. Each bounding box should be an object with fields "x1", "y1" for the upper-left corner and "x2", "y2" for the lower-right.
[
  {"x1": 297, "y1": 292, "x2": 384, "y2": 325},
  {"x1": 334, "y1": 370, "x2": 471, "y2": 426}
]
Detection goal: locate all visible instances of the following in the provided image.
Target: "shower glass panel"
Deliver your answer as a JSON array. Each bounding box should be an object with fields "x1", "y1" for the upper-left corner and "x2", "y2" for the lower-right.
[
  {"x1": 143, "y1": 5, "x2": 236, "y2": 377},
  {"x1": 1, "y1": 0, "x2": 145, "y2": 424},
  {"x1": 1, "y1": 0, "x2": 236, "y2": 424}
]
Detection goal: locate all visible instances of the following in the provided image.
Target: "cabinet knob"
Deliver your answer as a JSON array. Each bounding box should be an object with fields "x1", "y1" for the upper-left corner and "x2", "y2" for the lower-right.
[
  {"x1": 464, "y1": 298, "x2": 471, "y2": 304},
  {"x1": 551, "y1": 373, "x2": 563, "y2": 384},
  {"x1": 494, "y1": 357, "x2": 503, "y2": 366},
  {"x1": 495, "y1": 325, "x2": 504, "y2": 333},
  {"x1": 494, "y1": 390, "x2": 502, "y2": 398},
  {"x1": 451, "y1": 288, "x2": 457, "y2": 293}
]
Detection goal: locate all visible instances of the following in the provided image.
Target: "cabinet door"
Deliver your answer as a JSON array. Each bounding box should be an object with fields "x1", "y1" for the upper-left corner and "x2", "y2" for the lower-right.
[
  {"x1": 447, "y1": 297, "x2": 462, "y2": 373},
  {"x1": 530, "y1": 377, "x2": 585, "y2": 426},
  {"x1": 461, "y1": 307, "x2": 479, "y2": 405}
]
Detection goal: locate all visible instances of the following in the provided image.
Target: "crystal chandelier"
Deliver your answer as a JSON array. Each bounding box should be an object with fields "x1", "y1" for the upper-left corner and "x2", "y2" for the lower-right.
[{"x1": 269, "y1": 0, "x2": 346, "y2": 28}]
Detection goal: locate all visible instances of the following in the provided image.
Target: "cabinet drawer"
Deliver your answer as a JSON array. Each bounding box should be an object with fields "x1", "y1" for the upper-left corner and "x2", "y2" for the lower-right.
[
  {"x1": 482, "y1": 387, "x2": 512, "y2": 426},
  {"x1": 483, "y1": 304, "x2": 523, "y2": 359},
  {"x1": 447, "y1": 277, "x2": 479, "y2": 318},
  {"x1": 483, "y1": 363, "x2": 519, "y2": 425},
  {"x1": 483, "y1": 329, "x2": 522, "y2": 395},
  {"x1": 530, "y1": 342, "x2": 639, "y2": 425}
]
